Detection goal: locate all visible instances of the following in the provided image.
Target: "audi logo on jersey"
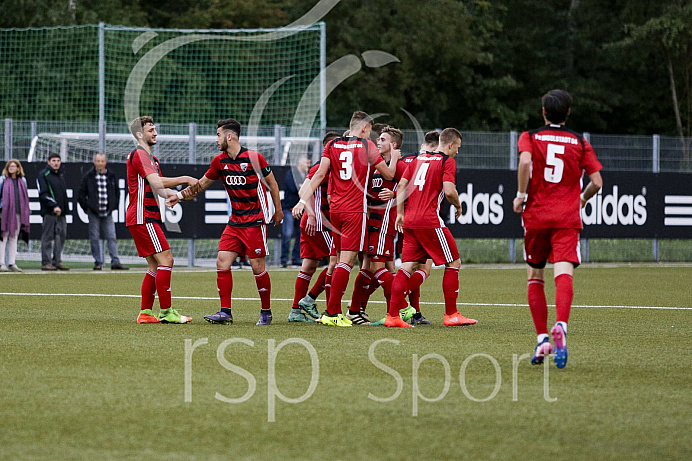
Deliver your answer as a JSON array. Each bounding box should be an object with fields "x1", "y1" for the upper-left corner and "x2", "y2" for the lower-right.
[{"x1": 224, "y1": 175, "x2": 248, "y2": 186}]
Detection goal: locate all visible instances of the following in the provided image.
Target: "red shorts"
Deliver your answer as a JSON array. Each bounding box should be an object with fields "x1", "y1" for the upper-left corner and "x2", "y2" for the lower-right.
[
  {"x1": 401, "y1": 227, "x2": 459, "y2": 266},
  {"x1": 128, "y1": 222, "x2": 170, "y2": 257},
  {"x1": 219, "y1": 225, "x2": 268, "y2": 258},
  {"x1": 300, "y1": 228, "x2": 332, "y2": 260},
  {"x1": 368, "y1": 229, "x2": 395, "y2": 262},
  {"x1": 523, "y1": 228, "x2": 581, "y2": 268},
  {"x1": 330, "y1": 212, "x2": 367, "y2": 253}
]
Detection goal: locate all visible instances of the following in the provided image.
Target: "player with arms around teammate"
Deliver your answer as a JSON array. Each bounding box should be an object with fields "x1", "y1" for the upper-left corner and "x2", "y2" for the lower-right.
[
  {"x1": 172, "y1": 118, "x2": 283, "y2": 326},
  {"x1": 387, "y1": 128, "x2": 478, "y2": 328},
  {"x1": 127, "y1": 116, "x2": 198, "y2": 324},
  {"x1": 292, "y1": 111, "x2": 398, "y2": 327},
  {"x1": 513, "y1": 89, "x2": 603, "y2": 368},
  {"x1": 347, "y1": 126, "x2": 405, "y2": 323}
]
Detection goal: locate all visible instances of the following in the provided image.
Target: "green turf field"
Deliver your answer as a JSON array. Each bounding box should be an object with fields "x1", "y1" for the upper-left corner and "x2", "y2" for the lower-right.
[{"x1": 1, "y1": 265, "x2": 690, "y2": 460}]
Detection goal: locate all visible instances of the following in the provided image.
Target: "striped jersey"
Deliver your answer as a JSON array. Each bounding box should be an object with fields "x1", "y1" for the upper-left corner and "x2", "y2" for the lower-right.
[
  {"x1": 126, "y1": 147, "x2": 162, "y2": 226},
  {"x1": 367, "y1": 159, "x2": 406, "y2": 236},
  {"x1": 401, "y1": 151, "x2": 457, "y2": 229},
  {"x1": 205, "y1": 148, "x2": 272, "y2": 227},
  {"x1": 300, "y1": 162, "x2": 331, "y2": 231},
  {"x1": 322, "y1": 136, "x2": 384, "y2": 214}
]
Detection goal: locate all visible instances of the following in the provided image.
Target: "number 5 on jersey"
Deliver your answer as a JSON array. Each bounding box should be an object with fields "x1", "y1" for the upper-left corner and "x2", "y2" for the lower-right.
[
  {"x1": 414, "y1": 162, "x2": 430, "y2": 191},
  {"x1": 544, "y1": 143, "x2": 564, "y2": 183}
]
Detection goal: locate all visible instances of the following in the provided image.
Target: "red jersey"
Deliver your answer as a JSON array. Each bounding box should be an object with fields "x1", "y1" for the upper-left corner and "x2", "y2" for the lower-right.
[
  {"x1": 126, "y1": 147, "x2": 162, "y2": 226},
  {"x1": 300, "y1": 162, "x2": 331, "y2": 231},
  {"x1": 322, "y1": 136, "x2": 384, "y2": 213},
  {"x1": 368, "y1": 159, "x2": 406, "y2": 236},
  {"x1": 205, "y1": 148, "x2": 273, "y2": 228},
  {"x1": 402, "y1": 152, "x2": 457, "y2": 229},
  {"x1": 518, "y1": 124, "x2": 602, "y2": 229}
]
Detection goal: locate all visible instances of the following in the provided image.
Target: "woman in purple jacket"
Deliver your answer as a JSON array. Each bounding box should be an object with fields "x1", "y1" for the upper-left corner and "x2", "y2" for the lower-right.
[{"x1": 0, "y1": 159, "x2": 31, "y2": 272}]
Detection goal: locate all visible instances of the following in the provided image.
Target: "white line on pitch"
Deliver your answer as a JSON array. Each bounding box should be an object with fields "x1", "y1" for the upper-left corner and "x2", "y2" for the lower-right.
[{"x1": 1, "y1": 292, "x2": 690, "y2": 310}]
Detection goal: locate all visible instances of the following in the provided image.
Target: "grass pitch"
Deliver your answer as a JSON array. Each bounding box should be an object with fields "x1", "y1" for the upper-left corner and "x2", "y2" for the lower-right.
[{"x1": 1, "y1": 264, "x2": 690, "y2": 460}]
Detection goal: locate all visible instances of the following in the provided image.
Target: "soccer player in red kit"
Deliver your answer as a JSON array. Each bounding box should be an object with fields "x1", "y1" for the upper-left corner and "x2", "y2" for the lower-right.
[
  {"x1": 292, "y1": 111, "x2": 398, "y2": 327},
  {"x1": 513, "y1": 89, "x2": 603, "y2": 368},
  {"x1": 288, "y1": 132, "x2": 340, "y2": 323},
  {"x1": 347, "y1": 126, "x2": 405, "y2": 323},
  {"x1": 387, "y1": 128, "x2": 478, "y2": 328},
  {"x1": 172, "y1": 118, "x2": 283, "y2": 325},
  {"x1": 126, "y1": 116, "x2": 198, "y2": 324}
]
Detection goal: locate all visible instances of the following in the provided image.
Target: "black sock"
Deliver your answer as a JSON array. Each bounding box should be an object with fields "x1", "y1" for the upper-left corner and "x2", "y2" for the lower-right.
[
  {"x1": 412, "y1": 312, "x2": 422, "y2": 319},
  {"x1": 221, "y1": 308, "x2": 232, "y2": 316},
  {"x1": 348, "y1": 309, "x2": 360, "y2": 316}
]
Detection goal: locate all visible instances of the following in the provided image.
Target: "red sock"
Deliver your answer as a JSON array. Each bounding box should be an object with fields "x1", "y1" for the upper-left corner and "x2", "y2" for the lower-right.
[
  {"x1": 156, "y1": 265, "x2": 172, "y2": 310},
  {"x1": 141, "y1": 270, "x2": 156, "y2": 310},
  {"x1": 362, "y1": 274, "x2": 381, "y2": 310},
  {"x1": 217, "y1": 269, "x2": 233, "y2": 309},
  {"x1": 555, "y1": 274, "x2": 574, "y2": 324},
  {"x1": 374, "y1": 268, "x2": 393, "y2": 310},
  {"x1": 442, "y1": 267, "x2": 459, "y2": 315},
  {"x1": 254, "y1": 270, "x2": 272, "y2": 311},
  {"x1": 388, "y1": 269, "x2": 410, "y2": 316},
  {"x1": 408, "y1": 270, "x2": 427, "y2": 312},
  {"x1": 324, "y1": 272, "x2": 332, "y2": 304},
  {"x1": 293, "y1": 271, "x2": 312, "y2": 308},
  {"x1": 527, "y1": 279, "x2": 548, "y2": 335},
  {"x1": 350, "y1": 269, "x2": 373, "y2": 312},
  {"x1": 308, "y1": 267, "x2": 328, "y2": 299},
  {"x1": 327, "y1": 263, "x2": 352, "y2": 315}
]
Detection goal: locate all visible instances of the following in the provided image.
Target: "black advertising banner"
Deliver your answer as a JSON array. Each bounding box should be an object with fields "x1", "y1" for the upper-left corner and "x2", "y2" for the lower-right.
[{"x1": 20, "y1": 163, "x2": 692, "y2": 240}]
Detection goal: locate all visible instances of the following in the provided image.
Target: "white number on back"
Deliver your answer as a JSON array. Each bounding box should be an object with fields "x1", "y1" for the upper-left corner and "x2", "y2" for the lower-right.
[
  {"x1": 413, "y1": 162, "x2": 430, "y2": 191},
  {"x1": 339, "y1": 150, "x2": 353, "y2": 180},
  {"x1": 544, "y1": 144, "x2": 565, "y2": 183}
]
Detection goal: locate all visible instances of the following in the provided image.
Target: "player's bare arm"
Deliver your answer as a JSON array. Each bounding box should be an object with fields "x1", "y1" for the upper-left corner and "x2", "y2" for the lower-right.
[
  {"x1": 443, "y1": 181, "x2": 462, "y2": 220},
  {"x1": 395, "y1": 177, "x2": 409, "y2": 233},
  {"x1": 145, "y1": 172, "x2": 177, "y2": 200},
  {"x1": 293, "y1": 158, "x2": 329, "y2": 218},
  {"x1": 166, "y1": 175, "x2": 213, "y2": 207},
  {"x1": 160, "y1": 175, "x2": 198, "y2": 189},
  {"x1": 263, "y1": 171, "x2": 284, "y2": 226},
  {"x1": 580, "y1": 171, "x2": 603, "y2": 208},
  {"x1": 513, "y1": 151, "x2": 532, "y2": 213},
  {"x1": 374, "y1": 155, "x2": 396, "y2": 180}
]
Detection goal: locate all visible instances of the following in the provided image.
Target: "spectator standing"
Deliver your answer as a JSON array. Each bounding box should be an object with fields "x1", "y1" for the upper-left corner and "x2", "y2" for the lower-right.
[
  {"x1": 280, "y1": 156, "x2": 309, "y2": 267},
  {"x1": 78, "y1": 153, "x2": 129, "y2": 271},
  {"x1": 0, "y1": 159, "x2": 30, "y2": 272},
  {"x1": 37, "y1": 153, "x2": 69, "y2": 271}
]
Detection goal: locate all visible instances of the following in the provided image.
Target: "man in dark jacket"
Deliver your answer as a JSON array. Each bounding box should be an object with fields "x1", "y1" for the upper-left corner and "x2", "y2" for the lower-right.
[
  {"x1": 280, "y1": 156, "x2": 309, "y2": 267},
  {"x1": 78, "y1": 153, "x2": 128, "y2": 270},
  {"x1": 37, "y1": 153, "x2": 69, "y2": 270}
]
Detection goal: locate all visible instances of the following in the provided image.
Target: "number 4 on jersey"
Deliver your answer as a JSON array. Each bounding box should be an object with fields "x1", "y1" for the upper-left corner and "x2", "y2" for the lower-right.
[{"x1": 413, "y1": 162, "x2": 430, "y2": 191}]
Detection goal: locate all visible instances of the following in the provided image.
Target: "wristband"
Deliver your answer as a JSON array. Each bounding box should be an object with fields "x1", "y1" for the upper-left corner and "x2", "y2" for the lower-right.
[
  {"x1": 298, "y1": 199, "x2": 307, "y2": 206},
  {"x1": 176, "y1": 191, "x2": 184, "y2": 200},
  {"x1": 516, "y1": 191, "x2": 527, "y2": 199},
  {"x1": 580, "y1": 193, "x2": 586, "y2": 202}
]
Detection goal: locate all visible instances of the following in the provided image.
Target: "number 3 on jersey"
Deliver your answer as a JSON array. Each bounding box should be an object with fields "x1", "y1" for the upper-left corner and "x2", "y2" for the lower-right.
[
  {"x1": 544, "y1": 143, "x2": 564, "y2": 183},
  {"x1": 339, "y1": 150, "x2": 353, "y2": 180},
  {"x1": 413, "y1": 162, "x2": 430, "y2": 191}
]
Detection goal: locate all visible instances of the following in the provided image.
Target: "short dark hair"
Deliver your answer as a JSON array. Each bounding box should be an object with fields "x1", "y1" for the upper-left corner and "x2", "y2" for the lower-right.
[
  {"x1": 129, "y1": 116, "x2": 154, "y2": 138},
  {"x1": 424, "y1": 130, "x2": 440, "y2": 146},
  {"x1": 48, "y1": 153, "x2": 61, "y2": 160},
  {"x1": 380, "y1": 126, "x2": 404, "y2": 149},
  {"x1": 439, "y1": 128, "x2": 462, "y2": 146},
  {"x1": 216, "y1": 118, "x2": 242, "y2": 137},
  {"x1": 542, "y1": 89, "x2": 573, "y2": 124},
  {"x1": 349, "y1": 111, "x2": 373, "y2": 131},
  {"x1": 322, "y1": 131, "x2": 340, "y2": 146}
]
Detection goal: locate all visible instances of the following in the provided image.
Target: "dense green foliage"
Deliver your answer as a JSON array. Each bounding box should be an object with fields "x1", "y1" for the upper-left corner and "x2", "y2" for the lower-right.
[{"x1": 1, "y1": 0, "x2": 690, "y2": 135}]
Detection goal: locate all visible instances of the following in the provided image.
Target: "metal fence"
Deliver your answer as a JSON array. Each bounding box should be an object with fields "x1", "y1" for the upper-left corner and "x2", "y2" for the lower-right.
[{"x1": 3, "y1": 120, "x2": 692, "y2": 265}]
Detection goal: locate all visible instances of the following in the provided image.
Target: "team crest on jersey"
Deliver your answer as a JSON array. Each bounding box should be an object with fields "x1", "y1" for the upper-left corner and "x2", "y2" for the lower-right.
[
  {"x1": 368, "y1": 246, "x2": 375, "y2": 252},
  {"x1": 240, "y1": 163, "x2": 248, "y2": 172}
]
